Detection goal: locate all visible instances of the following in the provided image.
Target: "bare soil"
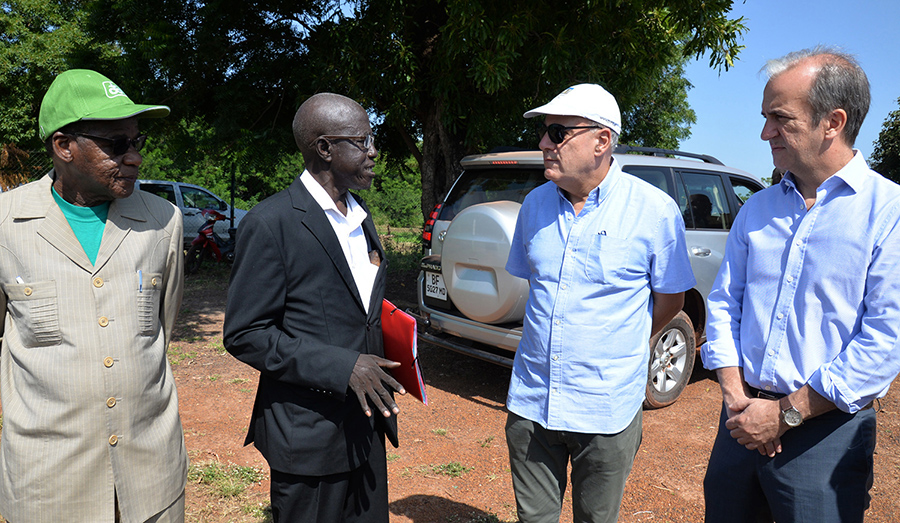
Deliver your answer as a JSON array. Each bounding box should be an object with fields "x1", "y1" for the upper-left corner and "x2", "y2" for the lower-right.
[{"x1": 173, "y1": 265, "x2": 900, "y2": 523}]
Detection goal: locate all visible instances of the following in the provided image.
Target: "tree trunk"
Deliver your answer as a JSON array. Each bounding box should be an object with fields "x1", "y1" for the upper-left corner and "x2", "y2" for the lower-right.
[{"x1": 420, "y1": 100, "x2": 467, "y2": 220}]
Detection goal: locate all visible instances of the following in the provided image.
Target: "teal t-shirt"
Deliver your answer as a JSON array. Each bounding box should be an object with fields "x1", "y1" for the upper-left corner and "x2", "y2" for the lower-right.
[{"x1": 51, "y1": 187, "x2": 110, "y2": 265}]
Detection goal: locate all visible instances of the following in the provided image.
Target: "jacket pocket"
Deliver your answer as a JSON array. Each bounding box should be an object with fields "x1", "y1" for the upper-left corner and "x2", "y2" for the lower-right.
[
  {"x1": 2, "y1": 280, "x2": 62, "y2": 347},
  {"x1": 136, "y1": 272, "x2": 163, "y2": 335}
]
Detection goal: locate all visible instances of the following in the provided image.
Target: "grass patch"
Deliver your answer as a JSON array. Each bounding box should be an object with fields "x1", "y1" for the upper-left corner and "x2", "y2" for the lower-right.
[
  {"x1": 432, "y1": 428, "x2": 448, "y2": 437},
  {"x1": 431, "y1": 461, "x2": 473, "y2": 478},
  {"x1": 167, "y1": 346, "x2": 197, "y2": 365},
  {"x1": 478, "y1": 435, "x2": 494, "y2": 448},
  {"x1": 206, "y1": 338, "x2": 227, "y2": 354},
  {"x1": 188, "y1": 460, "x2": 265, "y2": 498}
]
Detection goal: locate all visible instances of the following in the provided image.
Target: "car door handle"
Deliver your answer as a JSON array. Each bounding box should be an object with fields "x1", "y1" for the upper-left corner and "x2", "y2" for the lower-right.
[{"x1": 691, "y1": 246, "x2": 711, "y2": 257}]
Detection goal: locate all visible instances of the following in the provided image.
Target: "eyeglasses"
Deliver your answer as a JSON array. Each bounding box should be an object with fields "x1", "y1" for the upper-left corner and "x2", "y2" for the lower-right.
[
  {"x1": 310, "y1": 133, "x2": 376, "y2": 152},
  {"x1": 72, "y1": 133, "x2": 148, "y2": 156},
  {"x1": 540, "y1": 123, "x2": 603, "y2": 144}
]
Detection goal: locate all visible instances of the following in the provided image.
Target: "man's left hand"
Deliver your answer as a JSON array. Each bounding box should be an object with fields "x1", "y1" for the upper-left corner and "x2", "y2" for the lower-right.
[{"x1": 724, "y1": 396, "x2": 786, "y2": 457}]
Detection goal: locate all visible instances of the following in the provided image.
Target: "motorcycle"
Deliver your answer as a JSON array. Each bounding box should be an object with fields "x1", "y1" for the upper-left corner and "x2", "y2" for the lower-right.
[{"x1": 184, "y1": 209, "x2": 236, "y2": 274}]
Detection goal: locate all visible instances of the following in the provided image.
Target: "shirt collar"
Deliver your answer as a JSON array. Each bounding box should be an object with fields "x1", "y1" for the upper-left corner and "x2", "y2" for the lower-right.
[
  {"x1": 782, "y1": 150, "x2": 869, "y2": 195},
  {"x1": 556, "y1": 157, "x2": 622, "y2": 208},
  {"x1": 301, "y1": 170, "x2": 363, "y2": 215}
]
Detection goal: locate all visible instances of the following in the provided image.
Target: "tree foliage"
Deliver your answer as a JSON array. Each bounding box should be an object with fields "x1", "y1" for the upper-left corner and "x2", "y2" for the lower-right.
[
  {"x1": 304, "y1": 0, "x2": 745, "y2": 215},
  {"x1": 871, "y1": 97, "x2": 900, "y2": 183},
  {"x1": 1, "y1": 0, "x2": 746, "y2": 220},
  {"x1": 0, "y1": 0, "x2": 120, "y2": 145}
]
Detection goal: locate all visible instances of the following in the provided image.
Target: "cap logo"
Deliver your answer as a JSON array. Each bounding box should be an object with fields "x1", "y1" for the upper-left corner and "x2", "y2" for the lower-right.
[{"x1": 102, "y1": 81, "x2": 127, "y2": 99}]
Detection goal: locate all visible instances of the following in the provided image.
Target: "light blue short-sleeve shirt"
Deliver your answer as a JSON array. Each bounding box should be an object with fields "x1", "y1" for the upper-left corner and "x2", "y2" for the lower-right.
[{"x1": 506, "y1": 158, "x2": 696, "y2": 434}]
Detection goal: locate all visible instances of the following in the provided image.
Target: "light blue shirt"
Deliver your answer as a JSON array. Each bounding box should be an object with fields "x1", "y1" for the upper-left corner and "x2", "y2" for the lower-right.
[
  {"x1": 702, "y1": 152, "x2": 900, "y2": 413},
  {"x1": 506, "y1": 159, "x2": 695, "y2": 434}
]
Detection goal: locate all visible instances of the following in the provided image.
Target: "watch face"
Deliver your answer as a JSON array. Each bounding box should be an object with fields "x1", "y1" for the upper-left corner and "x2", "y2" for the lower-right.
[{"x1": 783, "y1": 408, "x2": 803, "y2": 427}]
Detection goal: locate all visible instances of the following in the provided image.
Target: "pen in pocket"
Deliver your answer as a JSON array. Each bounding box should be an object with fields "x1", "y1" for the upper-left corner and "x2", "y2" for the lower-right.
[
  {"x1": 15, "y1": 276, "x2": 24, "y2": 284},
  {"x1": 138, "y1": 270, "x2": 143, "y2": 292}
]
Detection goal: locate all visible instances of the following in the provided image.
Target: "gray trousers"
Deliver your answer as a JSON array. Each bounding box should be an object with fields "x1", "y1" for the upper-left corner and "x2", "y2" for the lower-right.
[{"x1": 505, "y1": 409, "x2": 643, "y2": 523}]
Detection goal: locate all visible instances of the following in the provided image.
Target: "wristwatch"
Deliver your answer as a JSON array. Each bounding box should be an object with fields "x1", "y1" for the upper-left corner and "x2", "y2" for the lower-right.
[{"x1": 779, "y1": 396, "x2": 803, "y2": 428}]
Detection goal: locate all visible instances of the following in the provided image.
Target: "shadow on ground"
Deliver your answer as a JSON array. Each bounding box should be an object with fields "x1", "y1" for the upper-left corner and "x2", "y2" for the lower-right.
[{"x1": 390, "y1": 494, "x2": 516, "y2": 523}]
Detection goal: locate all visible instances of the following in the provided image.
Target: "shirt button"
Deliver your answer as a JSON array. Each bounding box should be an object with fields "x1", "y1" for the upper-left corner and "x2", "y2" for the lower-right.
[
  {"x1": 786, "y1": 276, "x2": 794, "y2": 283},
  {"x1": 768, "y1": 350, "x2": 775, "y2": 356},
  {"x1": 99, "y1": 316, "x2": 109, "y2": 327},
  {"x1": 108, "y1": 435, "x2": 118, "y2": 446},
  {"x1": 555, "y1": 320, "x2": 561, "y2": 325},
  {"x1": 552, "y1": 355, "x2": 559, "y2": 361},
  {"x1": 23, "y1": 287, "x2": 32, "y2": 296},
  {"x1": 561, "y1": 284, "x2": 568, "y2": 290},
  {"x1": 795, "y1": 240, "x2": 802, "y2": 246},
  {"x1": 765, "y1": 385, "x2": 772, "y2": 391},
  {"x1": 777, "y1": 313, "x2": 784, "y2": 320},
  {"x1": 106, "y1": 397, "x2": 117, "y2": 408},
  {"x1": 93, "y1": 277, "x2": 104, "y2": 288},
  {"x1": 104, "y1": 357, "x2": 114, "y2": 368}
]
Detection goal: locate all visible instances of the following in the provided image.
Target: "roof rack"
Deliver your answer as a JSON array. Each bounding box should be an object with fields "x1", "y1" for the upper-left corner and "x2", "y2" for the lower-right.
[{"x1": 614, "y1": 145, "x2": 723, "y2": 166}]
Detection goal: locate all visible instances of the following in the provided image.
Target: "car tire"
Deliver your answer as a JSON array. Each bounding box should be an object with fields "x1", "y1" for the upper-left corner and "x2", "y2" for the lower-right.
[
  {"x1": 644, "y1": 310, "x2": 696, "y2": 409},
  {"x1": 185, "y1": 244, "x2": 204, "y2": 275}
]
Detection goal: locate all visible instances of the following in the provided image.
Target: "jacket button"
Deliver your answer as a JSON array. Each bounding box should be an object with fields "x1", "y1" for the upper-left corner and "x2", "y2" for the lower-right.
[
  {"x1": 93, "y1": 277, "x2": 104, "y2": 288},
  {"x1": 23, "y1": 287, "x2": 32, "y2": 296},
  {"x1": 151, "y1": 277, "x2": 158, "y2": 286},
  {"x1": 108, "y1": 435, "x2": 118, "y2": 446},
  {"x1": 104, "y1": 357, "x2": 114, "y2": 368},
  {"x1": 106, "y1": 397, "x2": 117, "y2": 408},
  {"x1": 99, "y1": 317, "x2": 109, "y2": 327}
]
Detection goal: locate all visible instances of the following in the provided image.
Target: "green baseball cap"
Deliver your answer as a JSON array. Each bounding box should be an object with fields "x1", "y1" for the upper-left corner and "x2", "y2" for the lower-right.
[{"x1": 38, "y1": 69, "x2": 170, "y2": 141}]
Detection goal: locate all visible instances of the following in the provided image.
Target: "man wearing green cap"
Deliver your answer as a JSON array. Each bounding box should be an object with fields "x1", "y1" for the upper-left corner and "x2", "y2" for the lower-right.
[{"x1": 0, "y1": 70, "x2": 186, "y2": 522}]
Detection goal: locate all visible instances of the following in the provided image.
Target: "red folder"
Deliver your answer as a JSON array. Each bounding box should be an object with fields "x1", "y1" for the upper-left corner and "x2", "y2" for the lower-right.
[{"x1": 381, "y1": 299, "x2": 428, "y2": 405}]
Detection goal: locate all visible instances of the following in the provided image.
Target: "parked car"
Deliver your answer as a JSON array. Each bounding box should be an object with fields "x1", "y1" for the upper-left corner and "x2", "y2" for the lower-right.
[
  {"x1": 135, "y1": 180, "x2": 248, "y2": 247},
  {"x1": 414, "y1": 146, "x2": 765, "y2": 408}
]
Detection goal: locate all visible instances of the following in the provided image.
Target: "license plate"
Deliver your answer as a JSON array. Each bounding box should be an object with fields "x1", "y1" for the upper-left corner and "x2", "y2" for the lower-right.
[{"x1": 424, "y1": 271, "x2": 447, "y2": 300}]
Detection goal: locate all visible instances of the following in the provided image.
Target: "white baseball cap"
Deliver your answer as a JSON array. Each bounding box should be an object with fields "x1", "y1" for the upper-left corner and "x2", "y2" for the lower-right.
[{"x1": 523, "y1": 83, "x2": 621, "y2": 135}]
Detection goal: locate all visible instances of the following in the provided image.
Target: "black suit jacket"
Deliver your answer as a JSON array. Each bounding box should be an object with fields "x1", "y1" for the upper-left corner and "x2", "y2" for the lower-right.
[{"x1": 223, "y1": 175, "x2": 397, "y2": 476}]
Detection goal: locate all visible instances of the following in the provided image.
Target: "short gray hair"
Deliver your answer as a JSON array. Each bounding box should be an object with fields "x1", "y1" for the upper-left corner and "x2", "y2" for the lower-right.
[{"x1": 763, "y1": 46, "x2": 870, "y2": 146}]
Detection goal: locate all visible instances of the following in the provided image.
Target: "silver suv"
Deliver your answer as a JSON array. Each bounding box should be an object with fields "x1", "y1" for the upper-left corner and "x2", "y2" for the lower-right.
[{"x1": 415, "y1": 147, "x2": 764, "y2": 408}]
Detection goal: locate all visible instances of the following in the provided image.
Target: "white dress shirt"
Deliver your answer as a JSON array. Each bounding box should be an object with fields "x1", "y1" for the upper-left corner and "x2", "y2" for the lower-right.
[{"x1": 301, "y1": 170, "x2": 379, "y2": 312}]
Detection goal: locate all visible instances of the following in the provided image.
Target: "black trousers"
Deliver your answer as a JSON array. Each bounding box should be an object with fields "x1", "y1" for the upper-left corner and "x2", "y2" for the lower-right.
[{"x1": 269, "y1": 433, "x2": 389, "y2": 523}]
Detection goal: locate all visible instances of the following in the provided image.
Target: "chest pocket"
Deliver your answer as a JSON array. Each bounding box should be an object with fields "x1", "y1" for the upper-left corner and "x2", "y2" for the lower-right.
[
  {"x1": 2, "y1": 280, "x2": 62, "y2": 347},
  {"x1": 584, "y1": 234, "x2": 630, "y2": 284},
  {"x1": 136, "y1": 272, "x2": 163, "y2": 336}
]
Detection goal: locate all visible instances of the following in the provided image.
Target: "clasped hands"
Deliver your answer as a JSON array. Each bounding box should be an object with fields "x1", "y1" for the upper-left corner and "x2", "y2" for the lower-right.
[
  {"x1": 724, "y1": 396, "x2": 788, "y2": 458},
  {"x1": 348, "y1": 354, "x2": 407, "y2": 418}
]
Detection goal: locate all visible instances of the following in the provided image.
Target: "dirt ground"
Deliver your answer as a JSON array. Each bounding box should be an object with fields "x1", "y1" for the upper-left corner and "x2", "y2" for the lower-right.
[{"x1": 172, "y1": 266, "x2": 900, "y2": 523}]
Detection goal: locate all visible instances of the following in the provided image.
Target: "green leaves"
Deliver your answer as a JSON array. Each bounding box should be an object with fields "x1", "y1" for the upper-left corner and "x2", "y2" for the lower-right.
[{"x1": 871, "y1": 97, "x2": 900, "y2": 184}]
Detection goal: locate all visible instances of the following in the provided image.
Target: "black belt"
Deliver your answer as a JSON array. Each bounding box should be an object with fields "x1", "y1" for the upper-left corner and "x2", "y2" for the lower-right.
[{"x1": 747, "y1": 386, "x2": 874, "y2": 411}]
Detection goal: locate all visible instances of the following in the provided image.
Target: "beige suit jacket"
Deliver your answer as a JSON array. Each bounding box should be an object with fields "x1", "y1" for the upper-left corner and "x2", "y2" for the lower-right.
[{"x1": 0, "y1": 175, "x2": 186, "y2": 523}]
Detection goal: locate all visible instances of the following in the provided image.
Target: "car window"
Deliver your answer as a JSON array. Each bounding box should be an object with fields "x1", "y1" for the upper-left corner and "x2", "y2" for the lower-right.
[
  {"x1": 181, "y1": 186, "x2": 227, "y2": 211},
  {"x1": 440, "y1": 168, "x2": 547, "y2": 221},
  {"x1": 138, "y1": 183, "x2": 176, "y2": 203},
  {"x1": 680, "y1": 171, "x2": 731, "y2": 230},
  {"x1": 621, "y1": 166, "x2": 670, "y2": 195},
  {"x1": 730, "y1": 176, "x2": 764, "y2": 206}
]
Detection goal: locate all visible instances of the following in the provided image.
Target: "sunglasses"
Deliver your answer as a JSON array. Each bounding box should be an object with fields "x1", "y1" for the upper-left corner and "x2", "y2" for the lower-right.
[
  {"x1": 311, "y1": 133, "x2": 376, "y2": 152},
  {"x1": 72, "y1": 133, "x2": 148, "y2": 156},
  {"x1": 540, "y1": 123, "x2": 604, "y2": 144}
]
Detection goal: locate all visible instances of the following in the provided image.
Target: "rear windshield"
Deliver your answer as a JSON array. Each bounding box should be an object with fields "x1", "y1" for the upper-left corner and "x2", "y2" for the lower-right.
[{"x1": 439, "y1": 167, "x2": 548, "y2": 221}]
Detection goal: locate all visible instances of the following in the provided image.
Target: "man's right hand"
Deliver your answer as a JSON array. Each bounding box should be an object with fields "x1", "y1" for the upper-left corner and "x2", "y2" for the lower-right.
[{"x1": 348, "y1": 354, "x2": 406, "y2": 418}]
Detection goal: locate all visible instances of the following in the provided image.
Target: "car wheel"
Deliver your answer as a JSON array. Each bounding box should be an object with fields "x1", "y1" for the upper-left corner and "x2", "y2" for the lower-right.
[
  {"x1": 644, "y1": 310, "x2": 696, "y2": 409},
  {"x1": 185, "y1": 244, "x2": 204, "y2": 275}
]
